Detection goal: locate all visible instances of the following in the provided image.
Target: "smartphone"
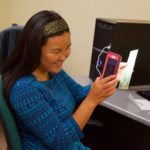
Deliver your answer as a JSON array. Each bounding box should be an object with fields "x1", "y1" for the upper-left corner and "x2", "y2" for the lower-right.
[{"x1": 101, "y1": 51, "x2": 122, "y2": 78}]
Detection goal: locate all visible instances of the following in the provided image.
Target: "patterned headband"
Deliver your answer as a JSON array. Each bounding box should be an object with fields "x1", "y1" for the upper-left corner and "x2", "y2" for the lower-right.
[{"x1": 43, "y1": 19, "x2": 69, "y2": 37}]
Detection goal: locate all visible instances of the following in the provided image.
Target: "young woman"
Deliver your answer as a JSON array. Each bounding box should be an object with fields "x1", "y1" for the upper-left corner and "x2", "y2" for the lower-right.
[{"x1": 3, "y1": 10, "x2": 119, "y2": 150}]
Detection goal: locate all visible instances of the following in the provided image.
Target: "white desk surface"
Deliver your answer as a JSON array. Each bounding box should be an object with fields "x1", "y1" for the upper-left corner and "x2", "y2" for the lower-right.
[{"x1": 73, "y1": 75, "x2": 150, "y2": 127}]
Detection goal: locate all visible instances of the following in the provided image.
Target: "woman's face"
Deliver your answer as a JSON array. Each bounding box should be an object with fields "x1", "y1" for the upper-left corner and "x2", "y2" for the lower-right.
[{"x1": 39, "y1": 32, "x2": 71, "y2": 74}]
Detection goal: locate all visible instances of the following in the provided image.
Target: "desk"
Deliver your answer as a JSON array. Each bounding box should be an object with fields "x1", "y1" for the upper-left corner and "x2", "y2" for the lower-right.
[
  {"x1": 74, "y1": 75, "x2": 150, "y2": 127},
  {"x1": 74, "y1": 76, "x2": 150, "y2": 150}
]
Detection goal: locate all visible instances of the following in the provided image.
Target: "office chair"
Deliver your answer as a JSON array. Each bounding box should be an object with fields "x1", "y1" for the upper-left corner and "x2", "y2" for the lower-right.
[
  {"x1": 0, "y1": 25, "x2": 23, "y2": 149},
  {"x1": 0, "y1": 76, "x2": 22, "y2": 150},
  {"x1": 0, "y1": 25, "x2": 23, "y2": 74}
]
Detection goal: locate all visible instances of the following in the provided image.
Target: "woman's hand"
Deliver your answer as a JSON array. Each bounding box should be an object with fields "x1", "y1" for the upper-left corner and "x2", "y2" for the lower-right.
[
  {"x1": 86, "y1": 75, "x2": 119, "y2": 107},
  {"x1": 73, "y1": 75, "x2": 119, "y2": 130},
  {"x1": 117, "y1": 62, "x2": 127, "y2": 80}
]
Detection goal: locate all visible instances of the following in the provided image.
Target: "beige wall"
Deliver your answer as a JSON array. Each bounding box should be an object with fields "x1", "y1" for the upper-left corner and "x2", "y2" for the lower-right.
[
  {"x1": 0, "y1": 0, "x2": 12, "y2": 30},
  {"x1": 8, "y1": 0, "x2": 150, "y2": 76}
]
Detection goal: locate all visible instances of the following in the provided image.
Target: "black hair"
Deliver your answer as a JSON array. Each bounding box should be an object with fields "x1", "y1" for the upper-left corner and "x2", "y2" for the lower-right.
[{"x1": 3, "y1": 10, "x2": 70, "y2": 101}]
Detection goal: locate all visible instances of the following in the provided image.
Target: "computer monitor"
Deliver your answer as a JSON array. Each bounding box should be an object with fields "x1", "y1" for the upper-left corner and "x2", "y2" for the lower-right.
[{"x1": 89, "y1": 18, "x2": 150, "y2": 86}]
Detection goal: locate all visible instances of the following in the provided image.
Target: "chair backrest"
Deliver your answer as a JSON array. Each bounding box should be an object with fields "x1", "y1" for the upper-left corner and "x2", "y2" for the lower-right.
[
  {"x1": 0, "y1": 77, "x2": 22, "y2": 150},
  {"x1": 0, "y1": 25, "x2": 23, "y2": 74}
]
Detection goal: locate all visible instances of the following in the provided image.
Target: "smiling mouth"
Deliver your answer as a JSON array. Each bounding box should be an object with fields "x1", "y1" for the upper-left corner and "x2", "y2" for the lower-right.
[{"x1": 55, "y1": 62, "x2": 63, "y2": 67}]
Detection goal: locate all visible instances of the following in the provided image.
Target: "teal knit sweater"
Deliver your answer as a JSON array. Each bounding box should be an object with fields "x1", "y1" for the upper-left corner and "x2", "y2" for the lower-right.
[{"x1": 9, "y1": 70, "x2": 91, "y2": 150}]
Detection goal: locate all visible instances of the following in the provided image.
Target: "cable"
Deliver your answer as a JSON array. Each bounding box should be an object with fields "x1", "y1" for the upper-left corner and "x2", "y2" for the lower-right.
[{"x1": 96, "y1": 43, "x2": 111, "y2": 76}]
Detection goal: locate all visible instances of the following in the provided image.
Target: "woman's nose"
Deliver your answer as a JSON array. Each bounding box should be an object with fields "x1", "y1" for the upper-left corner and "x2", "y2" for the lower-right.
[{"x1": 59, "y1": 52, "x2": 67, "y2": 61}]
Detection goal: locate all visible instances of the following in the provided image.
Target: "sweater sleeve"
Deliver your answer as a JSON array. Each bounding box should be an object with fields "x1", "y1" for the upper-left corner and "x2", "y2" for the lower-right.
[
  {"x1": 10, "y1": 81, "x2": 83, "y2": 149},
  {"x1": 58, "y1": 70, "x2": 91, "y2": 104}
]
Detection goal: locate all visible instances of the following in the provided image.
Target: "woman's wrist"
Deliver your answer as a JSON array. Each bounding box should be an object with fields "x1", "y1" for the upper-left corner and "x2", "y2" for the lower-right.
[{"x1": 84, "y1": 97, "x2": 98, "y2": 109}]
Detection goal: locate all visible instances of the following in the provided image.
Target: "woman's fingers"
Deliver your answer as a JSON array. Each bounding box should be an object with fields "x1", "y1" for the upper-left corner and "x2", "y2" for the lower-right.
[
  {"x1": 117, "y1": 62, "x2": 127, "y2": 79},
  {"x1": 96, "y1": 75, "x2": 116, "y2": 85},
  {"x1": 119, "y1": 62, "x2": 127, "y2": 69},
  {"x1": 103, "y1": 78, "x2": 119, "y2": 89}
]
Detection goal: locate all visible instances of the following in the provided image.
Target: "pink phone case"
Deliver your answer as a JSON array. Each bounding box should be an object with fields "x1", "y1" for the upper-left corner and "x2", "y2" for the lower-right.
[{"x1": 101, "y1": 51, "x2": 122, "y2": 78}]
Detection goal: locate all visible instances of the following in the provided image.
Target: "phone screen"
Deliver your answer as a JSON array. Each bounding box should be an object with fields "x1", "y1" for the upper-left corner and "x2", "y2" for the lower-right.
[{"x1": 103, "y1": 58, "x2": 118, "y2": 78}]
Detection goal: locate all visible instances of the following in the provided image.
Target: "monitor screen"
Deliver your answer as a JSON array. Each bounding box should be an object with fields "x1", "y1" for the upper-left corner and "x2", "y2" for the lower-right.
[{"x1": 89, "y1": 18, "x2": 150, "y2": 86}]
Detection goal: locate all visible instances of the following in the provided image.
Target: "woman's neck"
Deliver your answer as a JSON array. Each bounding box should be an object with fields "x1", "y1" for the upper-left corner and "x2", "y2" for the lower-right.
[{"x1": 32, "y1": 69, "x2": 50, "y2": 81}]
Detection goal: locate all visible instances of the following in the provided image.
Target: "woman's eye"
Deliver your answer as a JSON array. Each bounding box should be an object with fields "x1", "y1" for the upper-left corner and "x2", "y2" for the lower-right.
[
  {"x1": 55, "y1": 51, "x2": 60, "y2": 54},
  {"x1": 52, "y1": 50, "x2": 61, "y2": 54}
]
